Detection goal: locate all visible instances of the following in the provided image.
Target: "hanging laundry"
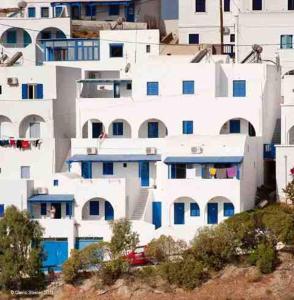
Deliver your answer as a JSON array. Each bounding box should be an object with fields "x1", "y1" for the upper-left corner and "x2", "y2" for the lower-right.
[
  {"x1": 216, "y1": 168, "x2": 227, "y2": 179},
  {"x1": 209, "y1": 168, "x2": 217, "y2": 177},
  {"x1": 227, "y1": 166, "x2": 237, "y2": 178},
  {"x1": 0, "y1": 140, "x2": 9, "y2": 147},
  {"x1": 9, "y1": 138, "x2": 16, "y2": 147},
  {"x1": 16, "y1": 140, "x2": 22, "y2": 149},
  {"x1": 21, "y1": 140, "x2": 31, "y2": 150}
]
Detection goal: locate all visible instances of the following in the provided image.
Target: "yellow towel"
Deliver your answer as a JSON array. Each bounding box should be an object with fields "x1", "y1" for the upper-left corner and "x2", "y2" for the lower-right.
[{"x1": 209, "y1": 168, "x2": 217, "y2": 176}]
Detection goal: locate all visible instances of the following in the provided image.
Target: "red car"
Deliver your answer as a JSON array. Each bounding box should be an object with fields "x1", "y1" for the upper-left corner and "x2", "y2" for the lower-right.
[{"x1": 124, "y1": 246, "x2": 151, "y2": 266}]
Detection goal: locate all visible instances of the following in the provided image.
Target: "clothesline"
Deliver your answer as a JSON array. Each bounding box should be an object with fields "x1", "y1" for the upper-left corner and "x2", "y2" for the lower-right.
[{"x1": 0, "y1": 138, "x2": 42, "y2": 150}]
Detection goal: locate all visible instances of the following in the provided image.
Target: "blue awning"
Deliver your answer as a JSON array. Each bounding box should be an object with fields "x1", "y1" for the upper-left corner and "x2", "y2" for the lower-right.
[
  {"x1": 67, "y1": 154, "x2": 161, "y2": 163},
  {"x1": 28, "y1": 194, "x2": 74, "y2": 203},
  {"x1": 164, "y1": 156, "x2": 243, "y2": 164},
  {"x1": 51, "y1": 1, "x2": 132, "y2": 6}
]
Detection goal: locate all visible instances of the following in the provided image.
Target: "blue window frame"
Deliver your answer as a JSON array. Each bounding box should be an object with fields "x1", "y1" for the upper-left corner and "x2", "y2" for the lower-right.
[
  {"x1": 224, "y1": 0, "x2": 230, "y2": 11},
  {"x1": 189, "y1": 34, "x2": 199, "y2": 44},
  {"x1": 224, "y1": 203, "x2": 235, "y2": 217},
  {"x1": 281, "y1": 35, "x2": 293, "y2": 49},
  {"x1": 41, "y1": 7, "x2": 49, "y2": 18},
  {"x1": 183, "y1": 80, "x2": 195, "y2": 94},
  {"x1": 195, "y1": 0, "x2": 206, "y2": 12},
  {"x1": 66, "y1": 203, "x2": 72, "y2": 216},
  {"x1": 148, "y1": 122, "x2": 159, "y2": 138},
  {"x1": 229, "y1": 120, "x2": 241, "y2": 133},
  {"x1": 190, "y1": 203, "x2": 200, "y2": 216},
  {"x1": 112, "y1": 122, "x2": 123, "y2": 136},
  {"x1": 28, "y1": 7, "x2": 36, "y2": 18},
  {"x1": 109, "y1": 5, "x2": 120, "y2": 15},
  {"x1": 103, "y1": 162, "x2": 114, "y2": 175},
  {"x1": 41, "y1": 203, "x2": 47, "y2": 216},
  {"x1": 53, "y1": 179, "x2": 59, "y2": 186},
  {"x1": 183, "y1": 121, "x2": 193, "y2": 134},
  {"x1": 147, "y1": 82, "x2": 159, "y2": 96},
  {"x1": 0, "y1": 204, "x2": 4, "y2": 217},
  {"x1": 6, "y1": 30, "x2": 17, "y2": 44},
  {"x1": 109, "y1": 43, "x2": 123, "y2": 57},
  {"x1": 233, "y1": 80, "x2": 246, "y2": 97},
  {"x1": 89, "y1": 201, "x2": 99, "y2": 215},
  {"x1": 252, "y1": 0, "x2": 262, "y2": 10}
]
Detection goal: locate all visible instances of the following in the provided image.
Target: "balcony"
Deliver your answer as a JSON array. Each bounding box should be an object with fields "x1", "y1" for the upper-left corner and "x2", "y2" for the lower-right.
[{"x1": 212, "y1": 44, "x2": 235, "y2": 58}]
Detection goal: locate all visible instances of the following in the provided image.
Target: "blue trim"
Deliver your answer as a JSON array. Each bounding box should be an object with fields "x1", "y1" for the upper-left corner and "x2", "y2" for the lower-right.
[
  {"x1": 22, "y1": 84, "x2": 28, "y2": 99},
  {"x1": 36, "y1": 84, "x2": 44, "y2": 99},
  {"x1": 164, "y1": 156, "x2": 243, "y2": 164},
  {"x1": 28, "y1": 194, "x2": 74, "y2": 202},
  {"x1": 81, "y1": 161, "x2": 92, "y2": 179}
]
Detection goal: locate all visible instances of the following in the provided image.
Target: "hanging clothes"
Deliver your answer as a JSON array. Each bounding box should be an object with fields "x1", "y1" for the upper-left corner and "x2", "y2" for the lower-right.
[
  {"x1": 216, "y1": 168, "x2": 227, "y2": 179},
  {"x1": 227, "y1": 166, "x2": 237, "y2": 178},
  {"x1": 16, "y1": 140, "x2": 22, "y2": 149},
  {"x1": 9, "y1": 138, "x2": 16, "y2": 147},
  {"x1": 209, "y1": 168, "x2": 217, "y2": 177},
  {"x1": 21, "y1": 140, "x2": 31, "y2": 150}
]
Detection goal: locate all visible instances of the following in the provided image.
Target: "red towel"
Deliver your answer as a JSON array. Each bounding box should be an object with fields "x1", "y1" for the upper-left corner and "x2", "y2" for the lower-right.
[
  {"x1": 9, "y1": 139, "x2": 16, "y2": 147},
  {"x1": 21, "y1": 140, "x2": 31, "y2": 149}
]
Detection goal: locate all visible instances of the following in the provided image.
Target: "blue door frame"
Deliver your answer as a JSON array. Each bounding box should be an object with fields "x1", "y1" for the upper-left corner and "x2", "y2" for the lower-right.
[
  {"x1": 174, "y1": 203, "x2": 185, "y2": 224},
  {"x1": 207, "y1": 203, "x2": 218, "y2": 224},
  {"x1": 152, "y1": 202, "x2": 162, "y2": 229},
  {"x1": 139, "y1": 161, "x2": 149, "y2": 187},
  {"x1": 105, "y1": 201, "x2": 114, "y2": 221}
]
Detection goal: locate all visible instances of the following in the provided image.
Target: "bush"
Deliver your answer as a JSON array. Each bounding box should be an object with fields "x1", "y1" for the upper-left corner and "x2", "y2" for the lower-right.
[
  {"x1": 248, "y1": 243, "x2": 277, "y2": 274},
  {"x1": 100, "y1": 258, "x2": 129, "y2": 286}
]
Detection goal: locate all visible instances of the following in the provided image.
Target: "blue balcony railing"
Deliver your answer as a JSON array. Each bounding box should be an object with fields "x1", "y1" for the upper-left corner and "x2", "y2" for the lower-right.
[{"x1": 264, "y1": 144, "x2": 276, "y2": 160}]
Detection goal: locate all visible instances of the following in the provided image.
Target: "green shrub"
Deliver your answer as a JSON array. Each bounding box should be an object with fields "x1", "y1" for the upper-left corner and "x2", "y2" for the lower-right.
[
  {"x1": 248, "y1": 243, "x2": 277, "y2": 274},
  {"x1": 100, "y1": 258, "x2": 129, "y2": 286}
]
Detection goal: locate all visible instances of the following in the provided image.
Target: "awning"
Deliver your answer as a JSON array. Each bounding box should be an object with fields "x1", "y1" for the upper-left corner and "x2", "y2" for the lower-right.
[
  {"x1": 77, "y1": 79, "x2": 131, "y2": 83},
  {"x1": 51, "y1": 1, "x2": 132, "y2": 6},
  {"x1": 164, "y1": 156, "x2": 243, "y2": 164},
  {"x1": 67, "y1": 154, "x2": 161, "y2": 163},
  {"x1": 28, "y1": 194, "x2": 74, "y2": 203}
]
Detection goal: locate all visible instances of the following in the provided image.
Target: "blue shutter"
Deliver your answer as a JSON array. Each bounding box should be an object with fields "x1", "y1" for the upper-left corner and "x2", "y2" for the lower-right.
[
  {"x1": 183, "y1": 121, "x2": 193, "y2": 134},
  {"x1": 139, "y1": 161, "x2": 149, "y2": 187},
  {"x1": 183, "y1": 81, "x2": 195, "y2": 94},
  {"x1": 152, "y1": 202, "x2": 162, "y2": 229},
  {"x1": 103, "y1": 162, "x2": 114, "y2": 175},
  {"x1": 28, "y1": 7, "x2": 36, "y2": 17},
  {"x1": 233, "y1": 80, "x2": 246, "y2": 97},
  {"x1": 224, "y1": 203, "x2": 234, "y2": 217},
  {"x1": 36, "y1": 84, "x2": 43, "y2": 99},
  {"x1": 89, "y1": 201, "x2": 99, "y2": 215},
  {"x1": 81, "y1": 162, "x2": 92, "y2": 179},
  {"x1": 0, "y1": 204, "x2": 4, "y2": 217},
  {"x1": 148, "y1": 122, "x2": 159, "y2": 138},
  {"x1": 147, "y1": 82, "x2": 159, "y2": 96},
  {"x1": 41, "y1": 203, "x2": 47, "y2": 216},
  {"x1": 229, "y1": 120, "x2": 241, "y2": 133},
  {"x1": 22, "y1": 84, "x2": 28, "y2": 99},
  {"x1": 190, "y1": 203, "x2": 200, "y2": 216},
  {"x1": 66, "y1": 202, "x2": 72, "y2": 216},
  {"x1": 171, "y1": 164, "x2": 176, "y2": 179}
]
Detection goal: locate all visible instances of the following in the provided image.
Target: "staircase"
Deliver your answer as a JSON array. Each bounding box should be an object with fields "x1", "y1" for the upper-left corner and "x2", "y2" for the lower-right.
[
  {"x1": 271, "y1": 118, "x2": 281, "y2": 144},
  {"x1": 131, "y1": 189, "x2": 152, "y2": 220}
]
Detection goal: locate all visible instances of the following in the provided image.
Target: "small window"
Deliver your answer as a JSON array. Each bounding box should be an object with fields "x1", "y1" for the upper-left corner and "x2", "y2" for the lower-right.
[
  {"x1": 147, "y1": 82, "x2": 159, "y2": 96},
  {"x1": 230, "y1": 34, "x2": 235, "y2": 43},
  {"x1": 28, "y1": 7, "x2": 36, "y2": 18},
  {"x1": 281, "y1": 35, "x2": 293, "y2": 49},
  {"x1": 109, "y1": 5, "x2": 119, "y2": 16},
  {"x1": 195, "y1": 0, "x2": 206, "y2": 12},
  {"x1": 0, "y1": 204, "x2": 4, "y2": 217},
  {"x1": 21, "y1": 166, "x2": 30, "y2": 179},
  {"x1": 224, "y1": 0, "x2": 230, "y2": 11},
  {"x1": 41, "y1": 7, "x2": 49, "y2": 18},
  {"x1": 189, "y1": 34, "x2": 199, "y2": 44},
  {"x1": 109, "y1": 44, "x2": 123, "y2": 57},
  {"x1": 89, "y1": 201, "x2": 99, "y2": 215},
  {"x1": 53, "y1": 179, "x2": 59, "y2": 186},
  {"x1": 224, "y1": 203, "x2": 234, "y2": 216},
  {"x1": 190, "y1": 203, "x2": 200, "y2": 216},
  {"x1": 22, "y1": 84, "x2": 43, "y2": 100},
  {"x1": 183, "y1": 80, "x2": 195, "y2": 94},
  {"x1": 183, "y1": 121, "x2": 194, "y2": 135},
  {"x1": 40, "y1": 203, "x2": 47, "y2": 216},
  {"x1": 103, "y1": 162, "x2": 114, "y2": 175},
  {"x1": 123, "y1": 163, "x2": 127, "y2": 168},
  {"x1": 233, "y1": 80, "x2": 246, "y2": 97},
  {"x1": 112, "y1": 122, "x2": 123, "y2": 136},
  {"x1": 289, "y1": 0, "x2": 294, "y2": 10},
  {"x1": 0, "y1": 86, "x2": 2, "y2": 94},
  {"x1": 146, "y1": 45, "x2": 151, "y2": 53},
  {"x1": 126, "y1": 82, "x2": 132, "y2": 90},
  {"x1": 252, "y1": 0, "x2": 262, "y2": 10}
]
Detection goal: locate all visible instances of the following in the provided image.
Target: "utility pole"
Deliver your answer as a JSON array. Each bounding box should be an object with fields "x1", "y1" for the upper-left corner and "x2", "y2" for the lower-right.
[{"x1": 220, "y1": 0, "x2": 224, "y2": 54}]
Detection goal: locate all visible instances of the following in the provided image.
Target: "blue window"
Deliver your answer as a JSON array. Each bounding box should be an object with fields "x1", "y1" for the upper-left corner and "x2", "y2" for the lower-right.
[
  {"x1": 252, "y1": 0, "x2": 262, "y2": 10},
  {"x1": 0, "y1": 204, "x2": 4, "y2": 217},
  {"x1": 289, "y1": 0, "x2": 294, "y2": 10},
  {"x1": 36, "y1": 84, "x2": 43, "y2": 99},
  {"x1": 183, "y1": 80, "x2": 195, "y2": 94},
  {"x1": 281, "y1": 35, "x2": 293, "y2": 49},
  {"x1": 28, "y1": 7, "x2": 36, "y2": 18},
  {"x1": 147, "y1": 82, "x2": 159, "y2": 96},
  {"x1": 89, "y1": 201, "x2": 99, "y2": 215},
  {"x1": 6, "y1": 30, "x2": 17, "y2": 44},
  {"x1": 189, "y1": 34, "x2": 199, "y2": 44},
  {"x1": 229, "y1": 120, "x2": 241, "y2": 133},
  {"x1": 183, "y1": 121, "x2": 193, "y2": 134},
  {"x1": 148, "y1": 122, "x2": 159, "y2": 138},
  {"x1": 190, "y1": 203, "x2": 200, "y2": 216},
  {"x1": 224, "y1": 0, "x2": 230, "y2": 11},
  {"x1": 112, "y1": 122, "x2": 123, "y2": 136},
  {"x1": 41, "y1": 7, "x2": 49, "y2": 18},
  {"x1": 103, "y1": 162, "x2": 114, "y2": 175},
  {"x1": 66, "y1": 203, "x2": 72, "y2": 216},
  {"x1": 81, "y1": 161, "x2": 92, "y2": 179},
  {"x1": 195, "y1": 0, "x2": 206, "y2": 12},
  {"x1": 110, "y1": 43, "x2": 123, "y2": 57},
  {"x1": 55, "y1": 6, "x2": 63, "y2": 17},
  {"x1": 224, "y1": 203, "x2": 235, "y2": 217},
  {"x1": 22, "y1": 84, "x2": 43, "y2": 100},
  {"x1": 86, "y1": 4, "x2": 96, "y2": 17},
  {"x1": 233, "y1": 80, "x2": 246, "y2": 97},
  {"x1": 41, "y1": 203, "x2": 47, "y2": 216},
  {"x1": 53, "y1": 179, "x2": 59, "y2": 186},
  {"x1": 41, "y1": 31, "x2": 51, "y2": 40},
  {"x1": 109, "y1": 5, "x2": 119, "y2": 15}
]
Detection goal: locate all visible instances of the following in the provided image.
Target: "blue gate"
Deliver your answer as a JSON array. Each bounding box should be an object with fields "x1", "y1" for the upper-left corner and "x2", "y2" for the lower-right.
[
  {"x1": 207, "y1": 203, "x2": 218, "y2": 224},
  {"x1": 152, "y1": 202, "x2": 162, "y2": 229},
  {"x1": 174, "y1": 203, "x2": 185, "y2": 224}
]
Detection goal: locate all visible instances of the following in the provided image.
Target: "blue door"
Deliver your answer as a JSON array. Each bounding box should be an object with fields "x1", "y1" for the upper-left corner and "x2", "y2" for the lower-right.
[
  {"x1": 75, "y1": 238, "x2": 103, "y2": 250},
  {"x1": 148, "y1": 122, "x2": 159, "y2": 138},
  {"x1": 92, "y1": 122, "x2": 103, "y2": 138},
  {"x1": 207, "y1": 203, "x2": 218, "y2": 224},
  {"x1": 105, "y1": 201, "x2": 114, "y2": 221},
  {"x1": 81, "y1": 161, "x2": 92, "y2": 179},
  {"x1": 229, "y1": 120, "x2": 241, "y2": 133},
  {"x1": 152, "y1": 202, "x2": 162, "y2": 229},
  {"x1": 125, "y1": 3, "x2": 135, "y2": 22},
  {"x1": 174, "y1": 203, "x2": 185, "y2": 224},
  {"x1": 42, "y1": 239, "x2": 68, "y2": 271},
  {"x1": 139, "y1": 161, "x2": 149, "y2": 187}
]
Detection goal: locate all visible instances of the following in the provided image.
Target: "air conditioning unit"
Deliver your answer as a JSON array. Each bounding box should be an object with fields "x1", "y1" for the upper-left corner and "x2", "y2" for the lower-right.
[
  {"x1": 146, "y1": 147, "x2": 157, "y2": 155},
  {"x1": 7, "y1": 77, "x2": 18, "y2": 86},
  {"x1": 87, "y1": 147, "x2": 97, "y2": 155},
  {"x1": 191, "y1": 146, "x2": 203, "y2": 154},
  {"x1": 223, "y1": 27, "x2": 230, "y2": 35},
  {"x1": 36, "y1": 187, "x2": 48, "y2": 195}
]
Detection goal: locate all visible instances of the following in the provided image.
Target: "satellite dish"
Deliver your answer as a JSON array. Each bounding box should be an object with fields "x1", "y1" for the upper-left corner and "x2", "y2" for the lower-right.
[
  {"x1": 18, "y1": 1, "x2": 27, "y2": 9},
  {"x1": 125, "y1": 63, "x2": 131, "y2": 73}
]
